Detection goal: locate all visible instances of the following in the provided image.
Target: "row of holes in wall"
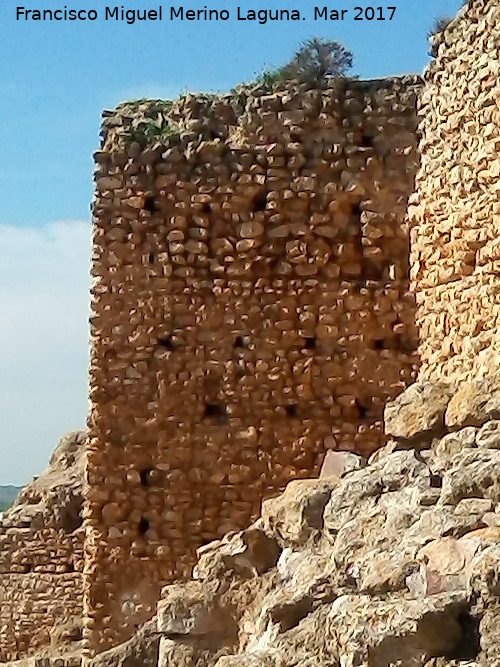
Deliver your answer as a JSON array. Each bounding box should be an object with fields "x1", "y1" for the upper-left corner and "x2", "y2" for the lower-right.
[
  {"x1": 158, "y1": 335, "x2": 408, "y2": 352},
  {"x1": 134, "y1": 475, "x2": 445, "y2": 540},
  {"x1": 154, "y1": 333, "x2": 408, "y2": 424},
  {"x1": 201, "y1": 399, "x2": 370, "y2": 420},
  {"x1": 142, "y1": 194, "x2": 404, "y2": 284},
  {"x1": 143, "y1": 194, "x2": 365, "y2": 219},
  {"x1": 133, "y1": 448, "x2": 439, "y2": 541},
  {"x1": 144, "y1": 191, "x2": 269, "y2": 215},
  {"x1": 158, "y1": 334, "x2": 317, "y2": 350}
]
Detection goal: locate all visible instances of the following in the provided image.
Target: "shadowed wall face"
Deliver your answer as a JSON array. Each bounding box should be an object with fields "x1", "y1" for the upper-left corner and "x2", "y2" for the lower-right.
[
  {"x1": 409, "y1": 0, "x2": 500, "y2": 382},
  {"x1": 85, "y1": 77, "x2": 421, "y2": 653}
]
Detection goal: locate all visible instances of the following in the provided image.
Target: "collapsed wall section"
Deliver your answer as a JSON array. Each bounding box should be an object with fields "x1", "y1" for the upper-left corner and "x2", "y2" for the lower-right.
[
  {"x1": 85, "y1": 77, "x2": 421, "y2": 653},
  {"x1": 409, "y1": 0, "x2": 500, "y2": 382}
]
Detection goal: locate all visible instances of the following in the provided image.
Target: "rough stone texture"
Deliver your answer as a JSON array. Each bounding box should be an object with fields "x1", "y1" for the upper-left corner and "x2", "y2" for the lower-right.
[
  {"x1": 85, "y1": 76, "x2": 422, "y2": 653},
  {"x1": 0, "y1": 432, "x2": 86, "y2": 662},
  {"x1": 0, "y1": 655, "x2": 82, "y2": 667},
  {"x1": 409, "y1": 0, "x2": 500, "y2": 383},
  {"x1": 261, "y1": 479, "x2": 337, "y2": 547},
  {"x1": 445, "y1": 372, "x2": 500, "y2": 429},
  {"x1": 145, "y1": 379, "x2": 500, "y2": 667},
  {"x1": 86, "y1": 619, "x2": 159, "y2": 667},
  {"x1": 319, "y1": 450, "x2": 365, "y2": 478},
  {"x1": 384, "y1": 380, "x2": 454, "y2": 441}
]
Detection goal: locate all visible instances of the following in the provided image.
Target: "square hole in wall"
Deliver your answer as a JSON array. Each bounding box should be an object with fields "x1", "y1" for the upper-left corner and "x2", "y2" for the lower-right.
[
  {"x1": 204, "y1": 402, "x2": 228, "y2": 424},
  {"x1": 158, "y1": 335, "x2": 175, "y2": 350},
  {"x1": 144, "y1": 195, "x2": 159, "y2": 213},
  {"x1": 138, "y1": 517, "x2": 150, "y2": 535},
  {"x1": 251, "y1": 189, "x2": 267, "y2": 212},
  {"x1": 304, "y1": 336, "x2": 317, "y2": 350}
]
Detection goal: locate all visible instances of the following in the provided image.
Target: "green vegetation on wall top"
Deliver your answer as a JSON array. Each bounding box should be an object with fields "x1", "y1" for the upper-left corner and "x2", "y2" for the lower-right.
[
  {"x1": 113, "y1": 37, "x2": 356, "y2": 145},
  {"x1": 254, "y1": 37, "x2": 355, "y2": 90}
]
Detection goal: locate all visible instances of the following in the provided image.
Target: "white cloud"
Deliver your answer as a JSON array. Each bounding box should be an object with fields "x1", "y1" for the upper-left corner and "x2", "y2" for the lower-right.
[{"x1": 0, "y1": 221, "x2": 91, "y2": 485}]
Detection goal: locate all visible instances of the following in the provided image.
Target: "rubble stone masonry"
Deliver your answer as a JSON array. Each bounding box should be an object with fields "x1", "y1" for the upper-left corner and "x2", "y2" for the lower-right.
[
  {"x1": 85, "y1": 76, "x2": 422, "y2": 653},
  {"x1": 409, "y1": 0, "x2": 500, "y2": 382},
  {"x1": 0, "y1": 528, "x2": 83, "y2": 661},
  {"x1": 0, "y1": 432, "x2": 85, "y2": 662}
]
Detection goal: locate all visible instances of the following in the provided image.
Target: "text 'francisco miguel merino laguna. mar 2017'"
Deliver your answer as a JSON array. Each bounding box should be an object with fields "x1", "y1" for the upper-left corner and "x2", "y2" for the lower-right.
[{"x1": 15, "y1": 5, "x2": 398, "y2": 25}]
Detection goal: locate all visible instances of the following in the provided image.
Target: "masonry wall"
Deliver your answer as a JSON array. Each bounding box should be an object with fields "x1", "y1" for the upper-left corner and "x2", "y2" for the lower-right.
[
  {"x1": 409, "y1": 0, "x2": 500, "y2": 382},
  {"x1": 0, "y1": 530, "x2": 83, "y2": 661},
  {"x1": 85, "y1": 76, "x2": 422, "y2": 653},
  {"x1": 0, "y1": 433, "x2": 85, "y2": 661}
]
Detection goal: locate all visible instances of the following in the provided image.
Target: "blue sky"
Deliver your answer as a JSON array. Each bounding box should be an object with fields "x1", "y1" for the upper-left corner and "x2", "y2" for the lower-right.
[{"x1": 0, "y1": 0, "x2": 464, "y2": 484}]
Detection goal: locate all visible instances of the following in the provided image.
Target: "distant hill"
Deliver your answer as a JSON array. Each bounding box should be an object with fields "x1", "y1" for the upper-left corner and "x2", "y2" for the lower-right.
[{"x1": 0, "y1": 485, "x2": 22, "y2": 511}]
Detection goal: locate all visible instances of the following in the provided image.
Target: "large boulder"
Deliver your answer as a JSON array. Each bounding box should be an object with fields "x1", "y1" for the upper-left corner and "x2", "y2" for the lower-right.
[
  {"x1": 384, "y1": 381, "x2": 454, "y2": 442},
  {"x1": 446, "y1": 375, "x2": 500, "y2": 429}
]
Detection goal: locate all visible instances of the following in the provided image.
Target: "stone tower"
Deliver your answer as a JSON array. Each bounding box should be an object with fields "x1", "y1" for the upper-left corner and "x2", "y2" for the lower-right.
[{"x1": 85, "y1": 78, "x2": 421, "y2": 653}]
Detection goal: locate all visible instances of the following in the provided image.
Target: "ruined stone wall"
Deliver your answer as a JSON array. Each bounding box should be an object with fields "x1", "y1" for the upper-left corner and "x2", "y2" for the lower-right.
[
  {"x1": 85, "y1": 76, "x2": 421, "y2": 653},
  {"x1": 0, "y1": 528, "x2": 84, "y2": 661},
  {"x1": 409, "y1": 0, "x2": 500, "y2": 382},
  {"x1": 0, "y1": 433, "x2": 85, "y2": 661}
]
